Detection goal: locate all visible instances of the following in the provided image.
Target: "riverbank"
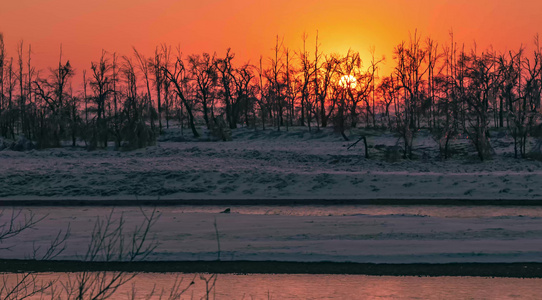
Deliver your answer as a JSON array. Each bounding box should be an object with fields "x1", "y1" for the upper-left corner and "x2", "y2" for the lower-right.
[
  {"x1": 1, "y1": 127, "x2": 542, "y2": 202},
  {"x1": 3, "y1": 260, "x2": 542, "y2": 278}
]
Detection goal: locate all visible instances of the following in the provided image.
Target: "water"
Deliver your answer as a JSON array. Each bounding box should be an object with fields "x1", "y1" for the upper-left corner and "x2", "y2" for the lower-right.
[
  {"x1": 165, "y1": 274, "x2": 542, "y2": 299},
  {"x1": 7, "y1": 273, "x2": 542, "y2": 299}
]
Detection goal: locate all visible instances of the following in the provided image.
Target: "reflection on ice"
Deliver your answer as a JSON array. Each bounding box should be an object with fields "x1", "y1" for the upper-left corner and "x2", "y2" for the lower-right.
[{"x1": 3, "y1": 273, "x2": 542, "y2": 300}]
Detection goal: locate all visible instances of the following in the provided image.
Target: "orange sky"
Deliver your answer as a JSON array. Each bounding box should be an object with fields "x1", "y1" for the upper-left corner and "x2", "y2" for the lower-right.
[{"x1": 2, "y1": 0, "x2": 542, "y2": 80}]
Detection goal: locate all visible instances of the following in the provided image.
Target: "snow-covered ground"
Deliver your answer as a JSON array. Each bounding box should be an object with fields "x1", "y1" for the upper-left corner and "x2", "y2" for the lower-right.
[
  {"x1": 2, "y1": 206, "x2": 542, "y2": 264},
  {"x1": 1, "y1": 126, "x2": 541, "y2": 201},
  {"x1": 1, "y1": 127, "x2": 542, "y2": 265}
]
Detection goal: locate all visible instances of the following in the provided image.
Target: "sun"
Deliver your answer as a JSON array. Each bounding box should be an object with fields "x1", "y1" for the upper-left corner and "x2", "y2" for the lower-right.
[{"x1": 339, "y1": 75, "x2": 357, "y2": 89}]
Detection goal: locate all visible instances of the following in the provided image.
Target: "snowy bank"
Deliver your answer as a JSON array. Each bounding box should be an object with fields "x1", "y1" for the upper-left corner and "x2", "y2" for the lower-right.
[{"x1": 1, "y1": 127, "x2": 541, "y2": 202}]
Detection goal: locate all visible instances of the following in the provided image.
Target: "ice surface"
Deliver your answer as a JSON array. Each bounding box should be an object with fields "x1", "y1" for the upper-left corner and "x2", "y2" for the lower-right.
[{"x1": 2, "y1": 207, "x2": 542, "y2": 264}]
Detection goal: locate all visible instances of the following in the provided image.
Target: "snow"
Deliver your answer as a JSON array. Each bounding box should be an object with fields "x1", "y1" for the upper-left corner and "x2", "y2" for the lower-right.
[
  {"x1": 0, "y1": 126, "x2": 541, "y2": 201},
  {"x1": 1, "y1": 126, "x2": 542, "y2": 265},
  {"x1": 2, "y1": 207, "x2": 542, "y2": 264}
]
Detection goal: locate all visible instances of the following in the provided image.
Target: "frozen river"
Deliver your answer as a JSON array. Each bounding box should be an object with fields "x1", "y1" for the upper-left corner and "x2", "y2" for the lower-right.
[
  {"x1": 2, "y1": 205, "x2": 542, "y2": 298},
  {"x1": 2, "y1": 205, "x2": 542, "y2": 264}
]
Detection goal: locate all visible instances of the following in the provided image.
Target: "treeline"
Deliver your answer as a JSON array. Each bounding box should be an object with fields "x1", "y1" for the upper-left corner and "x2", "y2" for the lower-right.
[{"x1": 0, "y1": 32, "x2": 541, "y2": 159}]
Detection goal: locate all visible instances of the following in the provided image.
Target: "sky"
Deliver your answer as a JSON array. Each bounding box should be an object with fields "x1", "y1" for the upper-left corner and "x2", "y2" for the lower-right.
[{"x1": 1, "y1": 0, "x2": 542, "y2": 80}]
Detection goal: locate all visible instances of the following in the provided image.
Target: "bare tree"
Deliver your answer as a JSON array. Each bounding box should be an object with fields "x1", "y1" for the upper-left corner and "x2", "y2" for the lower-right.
[
  {"x1": 90, "y1": 50, "x2": 114, "y2": 148},
  {"x1": 115, "y1": 55, "x2": 156, "y2": 150},
  {"x1": 5, "y1": 58, "x2": 16, "y2": 139},
  {"x1": 0, "y1": 209, "x2": 69, "y2": 300},
  {"x1": 298, "y1": 33, "x2": 313, "y2": 127},
  {"x1": 32, "y1": 46, "x2": 75, "y2": 148},
  {"x1": 519, "y1": 37, "x2": 542, "y2": 156},
  {"x1": 133, "y1": 48, "x2": 156, "y2": 133},
  {"x1": 500, "y1": 41, "x2": 542, "y2": 158},
  {"x1": 160, "y1": 44, "x2": 173, "y2": 129},
  {"x1": 233, "y1": 63, "x2": 256, "y2": 129},
  {"x1": 433, "y1": 31, "x2": 463, "y2": 159},
  {"x1": 215, "y1": 49, "x2": 239, "y2": 129},
  {"x1": 0, "y1": 33, "x2": 5, "y2": 136},
  {"x1": 163, "y1": 48, "x2": 200, "y2": 138},
  {"x1": 393, "y1": 32, "x2": 429, "y2": 158},
  {"x1": 151, "y1": 47, "x2": 166, "y2": 133},
  {"x1": 256, "y1": 56, "x2": 269, "y2": 130},
  {"x1": 344, "y1": 50, "x2": 382, "y2": 129},
  {"x1": 284, "y1": 47, "x2": 295, "y2": 129},
  {"x1": 17, "y1": 41, "x2": 25, "y2": 137},
  {"x1": 61, "y1": 208, "x2": 160, "y2": 300},
  {"x1": 425, "y1": 37, "x2": 442, "y2": 129},
  {"x1": 188, "y1": 52, "x2": 217, "y2": 129},
  {"x1": 267, "y1": 36, "x2": 286, "y2": 131},
  {"x1": 377, "y1": 75, "x2": 399, "y2": 129},
  {"x1": 462, "y1": 49, "x2": 499, "y2": 161}
]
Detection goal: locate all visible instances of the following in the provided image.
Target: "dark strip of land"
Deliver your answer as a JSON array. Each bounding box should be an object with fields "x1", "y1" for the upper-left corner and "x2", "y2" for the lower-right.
[
  {"x1": 2, "y1": 260, "x2": 542, "y2": 278},
  {"x1": 1, "y1": 199, "x2": 542, "y2": 206}
]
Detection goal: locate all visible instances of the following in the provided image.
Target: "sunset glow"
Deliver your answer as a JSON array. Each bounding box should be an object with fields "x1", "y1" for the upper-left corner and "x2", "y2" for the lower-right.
[
  {"x1": 2, "y1": 0, "x2": 542, "y2": 76},
  {"x1": 339, "y1": 75, "x2": 357, "y2": 89}
]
